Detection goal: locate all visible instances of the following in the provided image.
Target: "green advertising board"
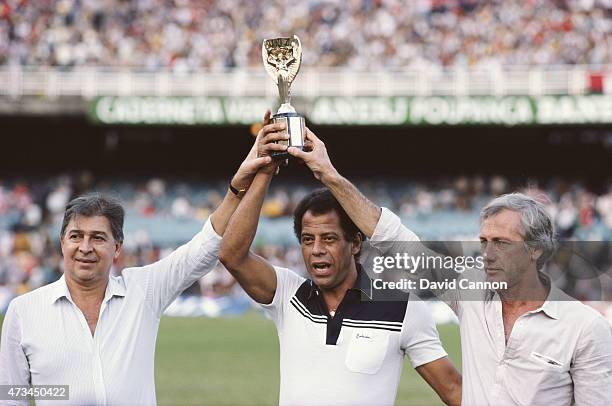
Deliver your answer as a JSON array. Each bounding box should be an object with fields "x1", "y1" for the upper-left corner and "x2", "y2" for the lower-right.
[
  {"x1": 89, "y1": 95, "x2": 612, "y2": 126},
  {"x1": 310, "y1": 95, "x2": 612, "y2": 126},
  {"x1": 89, "y1": 96, "x2": 274, "y2": 125}
]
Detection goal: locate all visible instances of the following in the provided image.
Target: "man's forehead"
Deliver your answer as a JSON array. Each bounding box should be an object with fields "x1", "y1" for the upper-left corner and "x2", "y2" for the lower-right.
[
  {"x1": 66, "y1": 215, "x2": 112, "y2": 234},
  {"x1": 480, "y1": 209, "x2": 524, "y2": 238},
  {"x1": 301, "y1": 210, "x2": 341, "y2": 233}
]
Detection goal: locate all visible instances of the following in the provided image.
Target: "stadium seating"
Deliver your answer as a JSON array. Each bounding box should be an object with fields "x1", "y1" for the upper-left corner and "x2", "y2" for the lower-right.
[{"x1": 1, "y1": 0, "x2": 610, "y2": 69}]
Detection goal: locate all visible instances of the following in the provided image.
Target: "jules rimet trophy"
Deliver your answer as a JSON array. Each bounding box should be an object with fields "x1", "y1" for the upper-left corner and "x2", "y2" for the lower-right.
[{"x1": 262, "y1": 35, "x2": 305, "y2": 158}]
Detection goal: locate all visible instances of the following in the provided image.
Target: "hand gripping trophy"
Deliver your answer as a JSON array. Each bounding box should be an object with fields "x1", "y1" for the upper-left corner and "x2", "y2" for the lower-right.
[{"x1": 262, "y1": 35, "x2": 305, "y2": 159}]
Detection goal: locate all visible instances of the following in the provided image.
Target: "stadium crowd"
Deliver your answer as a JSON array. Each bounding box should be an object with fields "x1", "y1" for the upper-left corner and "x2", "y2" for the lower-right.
[
  {"x1": 1, "y1": 174, "x2": 611, "y2": 312},
  {"x1": 1, "y1": 0, "x2": 611, "y2": 70}
]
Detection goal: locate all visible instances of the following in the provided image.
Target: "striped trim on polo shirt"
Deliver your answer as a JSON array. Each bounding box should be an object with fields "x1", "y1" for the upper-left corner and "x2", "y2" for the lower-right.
[
  {"x1": 342, "y1": 318, "x2": 403, "y2": 332},
  {"x1": 290, "y1": 272, "x2": 409, "y2": 344},
  {"x1": 290, "y1": 297, "x2": 327, "y2": 325},
  {"x1": 290, "y1": 296, "x2": 404, "y2": 332}
]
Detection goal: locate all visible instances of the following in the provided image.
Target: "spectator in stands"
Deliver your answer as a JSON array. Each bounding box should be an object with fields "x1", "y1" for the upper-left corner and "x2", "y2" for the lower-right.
[
  {"x1": 1, "y1": 173, "x2": 610, "y2": 303},
  {"x1": 1, "y1": 0, "x2": 611, "y2": 70}
]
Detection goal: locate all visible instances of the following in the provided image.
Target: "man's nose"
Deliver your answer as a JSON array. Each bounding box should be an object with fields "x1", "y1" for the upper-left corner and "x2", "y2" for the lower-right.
[
  {"x1": 312, "y1": 239, "x2": 327, "y2": 255},
  {"x1": 482, "y1": 244, "x2": 497, "y2": 262},
  {"x1": 78, "y1": 237, "x2": 93, "y2": 253}
]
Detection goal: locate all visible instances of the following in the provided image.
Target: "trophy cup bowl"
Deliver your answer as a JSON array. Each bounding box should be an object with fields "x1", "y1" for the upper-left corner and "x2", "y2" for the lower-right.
[{"x1": 262, "y1": 35, "x2": 305, "y2": 159}]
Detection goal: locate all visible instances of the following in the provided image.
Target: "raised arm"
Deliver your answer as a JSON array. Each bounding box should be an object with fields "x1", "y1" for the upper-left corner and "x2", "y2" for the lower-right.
[
  {"x1": 288, "y1": 129, "x2": 463, "y2": 308},
  {"x1": 219, "y1": 171, "x2": 277, "y2": 304},
  {"x1": 218, "y1": 122, "x2": 289, "y2": 305},
  {"x1": 287, "y1": 129, "x2": 381, "y2": 238},
  {"x1": 210, "y1": 111, "x2": 275, "y2": 236},
  {"x1": 133, "y1": 113, "x2": 288, "y2": 315}
]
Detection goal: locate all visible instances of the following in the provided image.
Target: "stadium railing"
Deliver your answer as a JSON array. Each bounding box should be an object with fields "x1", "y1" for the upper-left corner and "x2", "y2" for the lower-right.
[{"x1": 1, "y1": 65, "x2": 610, "y2": 99}]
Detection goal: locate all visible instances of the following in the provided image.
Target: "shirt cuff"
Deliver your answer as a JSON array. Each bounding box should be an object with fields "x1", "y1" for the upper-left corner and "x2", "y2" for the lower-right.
[
  {"x1": 371, "y1": 207, "x2": 402, "y2": 241},
  {"x1": 409, "y1": 348, "x2": 448, "y2": 369},
  {"x1": 203, "y1": 216, "x2": 223, "y2": 241}
]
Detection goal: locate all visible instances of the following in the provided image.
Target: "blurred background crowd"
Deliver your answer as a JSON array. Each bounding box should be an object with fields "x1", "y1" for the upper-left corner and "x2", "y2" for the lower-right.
[
  {"x1": 1, "y1": 0, "x2": 611, "y2": 71},
  {"x1": 1, "y1": 173, "x2": 611, "y2": 313},
  {"x1": 0, "y1": 0, "x2": 611, "y2": 319}
]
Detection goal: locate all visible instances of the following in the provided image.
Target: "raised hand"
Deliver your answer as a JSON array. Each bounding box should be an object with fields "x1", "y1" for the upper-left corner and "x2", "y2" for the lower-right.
[
  {"x1": 231, "y1": 111, "x2": 287, "y2": 188},
  {"x1": 286, "y1": 127, "x2": 338, "y2": 182}
]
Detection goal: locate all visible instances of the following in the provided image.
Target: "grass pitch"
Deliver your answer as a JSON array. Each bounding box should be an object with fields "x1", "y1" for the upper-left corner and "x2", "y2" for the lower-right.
[
  {"x1": 155, "y1": 313, "x2": 461, "y2": 405},
  {"x1": 1, "y1": 313, "x2": 461, "y2": 405}
]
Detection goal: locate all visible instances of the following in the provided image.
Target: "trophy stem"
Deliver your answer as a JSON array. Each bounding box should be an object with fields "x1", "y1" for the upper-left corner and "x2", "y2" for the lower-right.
[{"x1": 277, "y1": 75, "x2": 291, "y2": 105}]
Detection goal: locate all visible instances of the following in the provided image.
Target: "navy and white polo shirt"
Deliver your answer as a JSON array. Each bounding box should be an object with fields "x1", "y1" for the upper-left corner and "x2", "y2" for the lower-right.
[{"x1": 262, "y1": 266, "x2": 447, "y2": 406}]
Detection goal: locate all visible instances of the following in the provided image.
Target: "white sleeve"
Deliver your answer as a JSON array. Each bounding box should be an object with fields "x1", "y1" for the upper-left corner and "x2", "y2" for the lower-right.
[
  {"x1": 400, "y1": 296, "x2": 447, "y2": 369},
  {"x1": 259, "y1": 267, "x2": 305, "y2": 332},
  {"x1": 360, "y1": 207, "x2": 421, "y2": 277},
  {"x1": 125, "y1": 217, "x2": 222, "y2": 316},
  {"x1": 367, "y1": 207, "x2": 463, "y2": 312},
  {"x1": 371, "y1": 207, "x2": 420, "y2": 242},
  {"x1": 0, "y1": 301, "x2": 30, "y2": 406}
]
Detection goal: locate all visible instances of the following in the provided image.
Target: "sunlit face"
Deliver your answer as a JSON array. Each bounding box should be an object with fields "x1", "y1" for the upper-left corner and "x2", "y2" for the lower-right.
[
  {"x1": 479, "y1": 209, "x2": 537, "y2": 288},
  {"x1": 300, "y1": 210, "x2": 361, "y2": 291},
  {"x1": 60, "y1": 215, "x2": 122, "y2": 286}
]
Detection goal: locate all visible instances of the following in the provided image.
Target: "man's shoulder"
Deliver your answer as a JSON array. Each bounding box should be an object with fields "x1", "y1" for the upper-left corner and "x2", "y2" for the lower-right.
[
  {"x1": 8, "y1": 280, "x2": 62, "y2": 310},
  {"x1": 117, "y1": 265, "x2": 148, "y2": 282},
  {"x1": 272, "y1": 266, "x2": 306, "y2": 285},
  {"x1": 555, "y1": 296, "x2": 608, "y2": 326}
]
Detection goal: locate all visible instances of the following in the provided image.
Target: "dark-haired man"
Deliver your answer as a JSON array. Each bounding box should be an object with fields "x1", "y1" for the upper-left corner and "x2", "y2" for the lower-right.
[
  {"x1": 286, "y1": 131, "x2": 612, "y2": 405},
  {"x1": 219, "y1": 128, "x2": 461, "y2": 405},
  {"x1": 0, "y1": 116, "x2": 287, "y2": 406}
]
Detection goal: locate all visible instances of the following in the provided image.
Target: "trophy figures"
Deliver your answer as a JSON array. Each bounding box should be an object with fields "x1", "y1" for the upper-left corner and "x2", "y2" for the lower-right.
[{"x1": 262, "y1": 35, "x2": 305, "y2": 158}]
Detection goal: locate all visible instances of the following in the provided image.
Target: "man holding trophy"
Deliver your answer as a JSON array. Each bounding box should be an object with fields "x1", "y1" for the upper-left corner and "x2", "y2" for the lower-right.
[{"x1": 218, "y1": 36, "x2": 462, "y2": 406}]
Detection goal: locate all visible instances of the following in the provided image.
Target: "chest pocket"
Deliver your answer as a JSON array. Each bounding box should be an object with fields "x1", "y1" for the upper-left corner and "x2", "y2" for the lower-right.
[
  {"x1": 345, "y1": 329, "x2": 390, "y2": 374},
  {"x1": 506, "y1": 349, "x2": 571, "y2": 405}
]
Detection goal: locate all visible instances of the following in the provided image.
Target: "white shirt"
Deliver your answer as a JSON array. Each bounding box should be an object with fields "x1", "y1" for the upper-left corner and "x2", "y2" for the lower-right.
[
  {"x1": 0, "y1": 218, "x2": 221, "y2": 406},
  {"x1": 371, "y1": 207, "x2": 612, "y2": 406},
  {"x1": 263, "y1": 265, "x2": 447, "y2": 406}
]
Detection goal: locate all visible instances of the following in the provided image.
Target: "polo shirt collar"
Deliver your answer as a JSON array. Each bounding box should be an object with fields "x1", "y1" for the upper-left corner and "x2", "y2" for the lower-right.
[
  {"x1": 306, "y1": 263, "x2": 373, "y2": 300},
  {"x1": 536, "y1": 273, "x2": 560, "y2": 320},
  {"x1": 50, "y1": 274, "x2": 127, "y2": 304},
  {"x1": 352, "y1": 264, "x2": 374, "y2": 299}
]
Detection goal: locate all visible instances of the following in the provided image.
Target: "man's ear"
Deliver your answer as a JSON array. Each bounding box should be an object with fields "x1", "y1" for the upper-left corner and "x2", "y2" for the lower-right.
[
  {"x1": 531, "y1": 247, "x2": 543, "y2": 263},
  {"x1": 114, "y1": 242, "x2": 123, "y2": 262},
  {"x1": 351, "y1": 232, "x2": 363, "y2": 256}
]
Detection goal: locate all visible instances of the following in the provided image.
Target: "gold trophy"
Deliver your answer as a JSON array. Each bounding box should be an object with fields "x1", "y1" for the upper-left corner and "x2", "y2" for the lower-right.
[{"x1": 262, "y1": 35, "x2": 305, "y2": 158}]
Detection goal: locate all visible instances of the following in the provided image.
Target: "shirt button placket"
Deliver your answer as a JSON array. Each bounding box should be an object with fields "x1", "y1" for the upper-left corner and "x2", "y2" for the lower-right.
[
  {"x1": 491, "y1": 363, "x2": 504, "y2": 404},
  {"x1": 92, "y1": 343, "x2": 106, "y2": 405},
  {"x1": 92, "y1": 303, "x2": 108, "y2": 406}
]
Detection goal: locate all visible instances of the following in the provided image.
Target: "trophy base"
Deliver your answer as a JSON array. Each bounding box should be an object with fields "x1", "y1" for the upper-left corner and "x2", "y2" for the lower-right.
[{"x1": 271, "y1": 112, "x2": 305, "y2": 159}]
